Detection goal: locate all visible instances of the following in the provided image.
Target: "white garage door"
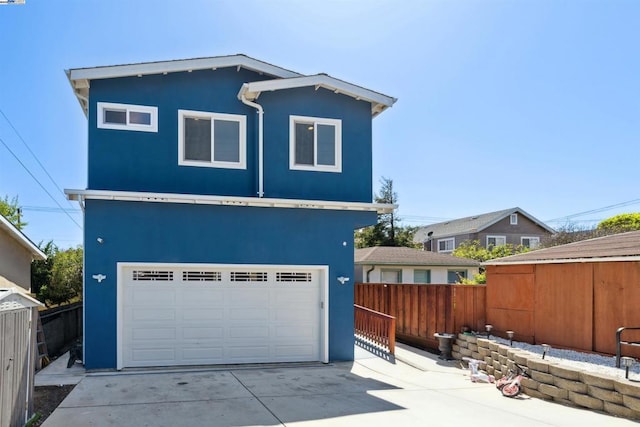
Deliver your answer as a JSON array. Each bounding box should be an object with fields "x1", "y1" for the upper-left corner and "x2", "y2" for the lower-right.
[{"x1": 119, "y1": 264, "x2": 323, "y2": 368}]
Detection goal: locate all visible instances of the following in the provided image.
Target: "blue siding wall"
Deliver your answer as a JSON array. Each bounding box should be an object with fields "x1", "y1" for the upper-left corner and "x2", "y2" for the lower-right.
[
  {"x1": 88, "y1": 68, "x2": 373, "y2": 203},
  {"x1": 83, "y1": 199, "x2": 376, "y2": 369}
]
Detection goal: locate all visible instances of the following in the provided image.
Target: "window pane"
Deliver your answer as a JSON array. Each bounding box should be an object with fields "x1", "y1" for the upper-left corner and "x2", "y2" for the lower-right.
[
  {"x1": 381, "y1": 270, "x2": 401, "y2": 283},
  {"x1": 184, "y1": 117, "x2": 211, "y2": 161},
  {"x1": 129, "y1": 111, "x2": 151, "y2": 125},
  {"x1": 447, "y1": 270, "x2": 466, "y2": 284},
  {"x1": 104, "y1": 109, "x2": 126, "y2": 124},
  {"x1": 295, "y1": 122, "x2": 314, "y2": 165},
  {"x1": 213, "y1": 119, "x2": 240, "y2": 163},
  {"x1": 316, "y1": 124, "x2": 335, "y2": 166},
  {"x1": 414, "y1": 270, "x2": 430, "y2": 284}
]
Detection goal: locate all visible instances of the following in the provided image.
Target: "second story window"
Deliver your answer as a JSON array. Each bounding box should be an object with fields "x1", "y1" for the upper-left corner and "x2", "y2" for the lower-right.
[
  {"x1": 290, "y1": 115, "x2": 342, "y2": 173},
  {"x1": 438, "y1": 238, "x2": 455, "y2": 253},
  {"x1": 97, "y1": 102, "x2": 158, "y2": 132},
  {"x1": 178, "y1": 110, "x2": 246, "y2": 169}
]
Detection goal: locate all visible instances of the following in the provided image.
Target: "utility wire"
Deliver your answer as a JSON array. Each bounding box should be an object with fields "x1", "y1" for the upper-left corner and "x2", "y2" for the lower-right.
[
  {"x1": 0, "y1": 108, "x2": 76, "y2": 209},
  {"x1": 546, "y1": 198, "x2": 640, "y2": 223},
  {"x1": 0, "y1": 135, "x2": 82, "y2": 229}
]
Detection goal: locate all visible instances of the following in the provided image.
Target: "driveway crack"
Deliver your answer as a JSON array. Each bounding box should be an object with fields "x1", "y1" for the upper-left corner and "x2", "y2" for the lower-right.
[{"x1": 230, "y1": 371, "x2": 286, "y2": 426}]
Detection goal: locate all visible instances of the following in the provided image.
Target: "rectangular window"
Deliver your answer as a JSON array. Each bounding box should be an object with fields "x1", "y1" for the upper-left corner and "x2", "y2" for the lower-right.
[
  {"x1": 290, "y1": 115, "x2": 341, "y2": 172},
  {"x1": 381, "y1": 269, "x2": 402, "y2": 283},
  {"x1": 413, "y1": 269, "x2": 431, "y2": 284},
  {"x1": 521, "y1": 237, "x2": 540, "y2": 249},
  {"x1": 178, "y1": 109, "x2": 246, "y2": 169},
  {"x1": 510, "y1": 213, "x2": 518, "y2": 225},
  {"x1": 487, "y1": 235, "x2": 506, "y2": 247},
  {"x1": 447, "y1": 270, "x2": 467, "y2": 284},
  {"x1": 438, "y1": 238, "x2": 455, "y2": 253},
  {"x1": 97, "y1": 102, "x2": 158, "y2": 132}
]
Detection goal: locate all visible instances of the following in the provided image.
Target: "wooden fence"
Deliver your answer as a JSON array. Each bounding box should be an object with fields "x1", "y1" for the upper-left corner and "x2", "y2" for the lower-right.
[
  {"x1": 354, "y1": 305, "x2": 396, "y2": 354},
  {"x1": 355, "y1": 283, "x2": 486, "y2": 351}
]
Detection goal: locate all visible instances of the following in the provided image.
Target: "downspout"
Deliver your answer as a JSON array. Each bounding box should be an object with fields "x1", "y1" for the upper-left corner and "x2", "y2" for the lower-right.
[
  {"x1": 366, "y1": 265, "x2": 375, "y2": 283},
  {"x1": 239, "y1": 85, "x2": 264, "y2": 198}
]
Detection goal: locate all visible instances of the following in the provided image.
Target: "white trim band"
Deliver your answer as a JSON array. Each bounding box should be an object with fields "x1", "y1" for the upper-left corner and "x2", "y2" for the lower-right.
[{"x1": 65, "y1": 189, "x2": 395, "y2": 214}]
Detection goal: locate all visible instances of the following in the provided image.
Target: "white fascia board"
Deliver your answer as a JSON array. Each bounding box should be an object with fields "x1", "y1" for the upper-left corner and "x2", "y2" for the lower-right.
[
  {"x1": 66, "y1": 55, "x2": 302, "y2": 82},
  {"x1": 0, "y1": 287, "x2": 44, "y2": 308},
  {"x1": 65, "y1": 189, "x2": 395, "y2": 214},
  {"x1": 239, "y1": 74, "x2": 397, "y2": 117},
  {"x1": 483, "y1": 256, "x2": 640, "y2": 266},
  {"x1": 0, "y1": 215, "x2": 46, "y2": 260}
]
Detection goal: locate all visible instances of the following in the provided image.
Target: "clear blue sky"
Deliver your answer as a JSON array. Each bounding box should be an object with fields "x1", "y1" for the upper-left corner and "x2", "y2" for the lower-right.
[{"x1": 1, "y1": 0, "x2": 638, "y2": 249}]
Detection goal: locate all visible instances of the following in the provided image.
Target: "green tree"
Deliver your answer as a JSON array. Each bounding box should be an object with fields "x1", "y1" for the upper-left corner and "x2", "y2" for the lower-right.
[
  {"x1": 539, "y1": 222, "x2": 600, "y2": 248},
  {"x1": 31, "y1": 240, "x2": 56, "y2": 295},
  {"x1": 355, "y1": 177, "x2": 419, "y2": 248},
  {"x1": 0, "y1": 195, "x2": 27, "y2": 230},
  {"x1": 451, "y1": 240, "x2": 530, "y2": 284},
  {"x1": 34, "y1": 244, "x2": 83, "y2": 307},
  {"x1": 597, "y1": 213, "x2": 640, "y2": 234}
]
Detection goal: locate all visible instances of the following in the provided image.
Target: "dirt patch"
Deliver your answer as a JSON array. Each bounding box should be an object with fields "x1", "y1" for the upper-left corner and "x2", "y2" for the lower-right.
[{"x1": 31, "y1": 385, "x2": 75, "y2": 426}]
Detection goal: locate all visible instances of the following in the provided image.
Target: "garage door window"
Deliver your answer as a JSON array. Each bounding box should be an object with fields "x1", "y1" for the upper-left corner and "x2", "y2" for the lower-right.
[
  {"x1": 182, "y1": 271, "x2": 221, "y2": 282},
  {"x1": 276, "y1": 272, "x2": 312, "y2": 282},
  {"x1": 132, "y1": 270, "x2": 174, "y2": 281},
  {"x1": 230, "y1": 271, "x2": 268, "y2": 282}
]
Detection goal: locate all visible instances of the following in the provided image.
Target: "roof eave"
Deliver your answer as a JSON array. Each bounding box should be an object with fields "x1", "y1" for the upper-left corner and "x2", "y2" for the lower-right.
[{"x1": 0, "y1": 215, "x2": 46, "y2": 260}]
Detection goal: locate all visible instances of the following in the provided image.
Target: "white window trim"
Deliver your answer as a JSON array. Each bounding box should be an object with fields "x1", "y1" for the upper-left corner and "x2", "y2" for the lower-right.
[
  {"x1": 413, "y1": 269, "x2": 431, "y2": 284},
  {"x1": 97, "y1": 102, "x2": 158, "y2": 132},
  {"x1": 289, "y1": 115, "x2": 342, "y2": 173},
  {"x1": 178, "y1": 109, "x2": 246, "y2": 170},
  {"x1": 447, "y1": 269, "x2": 468, "y2": 284},
  {"x1": 521, "y1": 236, "x2": 540, "y2": 248},
  {"x1": 437, "y1": 237, "x2": 455, "y2": 253},
  {"x1": 487, "y1": 235, "x2": 507, "y2": 247},
  {"x1": 510, "y1": 213, "x2": 518, "y2": 225}
]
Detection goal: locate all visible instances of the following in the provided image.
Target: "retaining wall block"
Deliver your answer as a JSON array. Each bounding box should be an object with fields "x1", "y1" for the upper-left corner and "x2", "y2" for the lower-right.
[
  {"x1": 458, "y1": 341, "x2": 469, "y2": 349},
  {"x1": 521, "y1": 377, "x2": 539, "y2": 390},
  {"x1": 488, "y1": 342, "x2": 499, "y2": 351},
  {"x1": 569, "y1": 391, "x2": 604, "y2": 411},
  {"x1": 588, "y1": 385, "x2": 623, "y2": 405},
  {"x1": 478, "y1": 347, "x2": 491, "y2": 357},
  {"x1": 554, "y1": 377, "x2": 587, "y2": 394},
  {"x1": 484, "y1": 356, "x2": 492, "y2": 365},
  {"x1": 468, "y1": 343, "x2": 478, "y2": 352},
  {"x1": 523, "y1": 387, "x2": 550, "y2": 400},
  {"x1": 476, "y1": 338, "x2": 490, "y2": 349},
  {"x1": 452, "y1": 351, "x2": 461, "y2": 360},
  {"x1": 498, "y1": 345, "x2": 509, "y2": 356},
  {"x1": 553, "y1": 397, "x2": 578, "y2": 408},
  {"x1": 527, "y1": 359, "x2": 552, "y2": 373},
  {"x1": 452, "y1": 344, "x2": 461, "y2": 353},
  {"x1": 623, "y1": 394, "x2": 640, "y2": 412},
  {"x1": 580, "y1": 372, "x2": 615, "y2": 390},
  {"x1": 531, "y1": 370, "x2": 555, "y2": 385},
  {"x1": 549, "y1": 364, "x2": 581, "y2": 381},
  {"x1": 614, "y1": 380, "x2": 640, "y2": 399},
  {"x1": 485, "y1": 365, "x2": 495, "y2": 375},
  {"x1": 490, "y1": 351, "x2": 500, "y2": 360},
  {"x1": 460, "y1": 347, "x2": 473, "y2": 357},
  {"x1": 539, "y1": 383, "x2": 568, "y2": 400},
  {"x1": 498, "y1": 354, "x2": 508, "y2": 366},
  {"x1": 493, "y1": 360, "x2": 502, "y2": 371},
  {"x1": 471, "y1": 352, "x2": 482, "y2": 360},
  {"x1": 513, "y1": 353, "x2": 529, "y2": 365},
  {"x1": 604, "y1": 401, "x2": 640, "y2": 419},
  {"x1": 464, "y1": 335, "x2": 478, "y2": 344}
]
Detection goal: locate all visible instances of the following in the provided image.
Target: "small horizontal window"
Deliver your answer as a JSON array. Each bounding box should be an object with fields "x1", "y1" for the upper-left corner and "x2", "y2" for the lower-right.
[
  {"x1": 182, "y1": 271, "x2": 221, "y2": 282},
  {"x1": 438, "y1": 238, "x2": 455, "y2": 253},
  {"x1": 97, "y1": 102, "x2": 158, "y2": 132},
  {"x1": 230, "y1": 271, "x2": 268, "y2": 282},
  {"x1": 133, "y1": 270, "x2": 173, "y2": 281},
  {"x1": 276, "y1": 272, "x2": 312, "y2": 282},
  {"x1": 487, "y1": 236, "x2": 506, "y2": 247}
]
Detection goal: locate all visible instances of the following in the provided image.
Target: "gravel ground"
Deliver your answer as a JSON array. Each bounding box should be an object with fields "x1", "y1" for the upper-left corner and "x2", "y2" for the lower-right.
[{"x1": 493, "y1": 336, "x2": 640, "y2": 380}]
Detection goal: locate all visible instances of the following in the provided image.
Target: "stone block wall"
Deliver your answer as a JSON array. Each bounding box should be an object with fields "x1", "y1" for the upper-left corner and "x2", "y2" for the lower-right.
[{"x1": 453, "y1": 333, "x2": 640, "y2": 420}]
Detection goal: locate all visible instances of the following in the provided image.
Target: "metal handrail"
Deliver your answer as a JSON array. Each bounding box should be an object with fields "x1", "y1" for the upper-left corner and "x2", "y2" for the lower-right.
[{"x1": 616, "y1": 327, "x2": 640, "y2": 368}]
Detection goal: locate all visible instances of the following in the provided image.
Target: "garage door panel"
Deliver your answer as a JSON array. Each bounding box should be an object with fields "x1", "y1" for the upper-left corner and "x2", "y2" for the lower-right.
[{"x1": 121, "y1": 265, "x2": 321, "y2": 367}]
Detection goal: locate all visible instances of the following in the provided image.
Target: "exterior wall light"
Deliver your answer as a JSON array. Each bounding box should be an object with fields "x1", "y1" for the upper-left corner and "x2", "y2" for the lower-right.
[{"x1": 337, "y1": 276, "x2": 350, "y2": 285}]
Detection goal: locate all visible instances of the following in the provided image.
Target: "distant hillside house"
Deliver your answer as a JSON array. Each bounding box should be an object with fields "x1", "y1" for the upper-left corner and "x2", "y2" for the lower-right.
[
  {"x1": 413, "y1": 207, "x2": 554, "y2": 254},
  {"x1": 355, "y1": 246, "x2": 480, "y2": 284}
]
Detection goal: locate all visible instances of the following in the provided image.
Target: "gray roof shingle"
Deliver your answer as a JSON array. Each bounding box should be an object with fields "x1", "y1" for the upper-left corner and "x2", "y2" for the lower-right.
[
  {"x1": 484, "y1": 230, "x2": 640, "y2": 265},
  {"x1": 355, "y1": 246, "x2": 479, "y2": 267}
]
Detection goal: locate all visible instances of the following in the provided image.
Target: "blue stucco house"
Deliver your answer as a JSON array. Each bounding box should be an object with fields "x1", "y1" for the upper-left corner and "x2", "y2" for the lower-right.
[{"x1": 65, "y1": 55, "x2": 396, "y2": 370}]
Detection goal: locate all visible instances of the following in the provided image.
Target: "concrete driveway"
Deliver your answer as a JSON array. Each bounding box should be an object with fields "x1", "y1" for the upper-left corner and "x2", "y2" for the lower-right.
[{"x1": 40, "y1": 344, "x2": 637, "y2": 426}]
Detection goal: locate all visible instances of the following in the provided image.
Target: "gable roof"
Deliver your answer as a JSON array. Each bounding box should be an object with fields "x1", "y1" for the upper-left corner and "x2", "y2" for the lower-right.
[
  {"x1": 413, "y1": 207, "x2": 555, "y2": 244},
  {"x1": 67, "y1": 54, "x2": 396, "y2": 117},
  {"x1": 0, "y1": 214, "x2": 46, "y2": 260},
  {"x1": 484, "y1": 230, "x2": 640, "y2": 265},
  {"x1": 0, "y1": 287, "x2": 43, "y2": 311},
  {"x1": 355, "y1": 246, "x2": 479, "y2": 267}
]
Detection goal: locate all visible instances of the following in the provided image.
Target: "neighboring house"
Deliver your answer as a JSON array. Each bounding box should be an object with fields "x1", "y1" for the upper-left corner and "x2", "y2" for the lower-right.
[
  {"x1": 413, "y1": 207, "x2": 554, "y2": 253},
  {"x1": 65, "y1": 54, "x2": 396, "y2": 370},
  {"x1": 355, "y1": 246, "x2": 480, "y2": 284},
  {"x1": 0, "y1": 214, "x2": 46, "y2": 292},
  {"x1": 482, "y1": 230, "x2": 640, "y2": 355}
]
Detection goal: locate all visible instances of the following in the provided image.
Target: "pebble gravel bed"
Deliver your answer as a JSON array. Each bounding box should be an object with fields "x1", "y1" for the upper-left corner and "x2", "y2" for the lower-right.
[{"x1": 493, "y1": 337, "x2": 640, "y2": 380}]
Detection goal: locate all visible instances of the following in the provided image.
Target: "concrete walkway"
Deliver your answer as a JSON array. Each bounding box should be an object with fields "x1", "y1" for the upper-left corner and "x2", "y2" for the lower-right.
[{"x1": 36, "y1": 345, "x2": 637, "y2": 426}]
